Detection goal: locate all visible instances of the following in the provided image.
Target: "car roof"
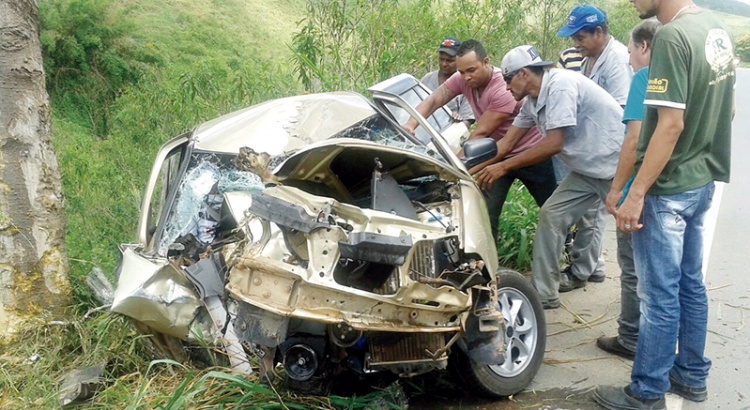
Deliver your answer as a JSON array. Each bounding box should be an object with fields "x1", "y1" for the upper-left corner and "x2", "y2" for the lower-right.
[{"x1": 192, "y1": 91, "x2": 378, "y2": 154}]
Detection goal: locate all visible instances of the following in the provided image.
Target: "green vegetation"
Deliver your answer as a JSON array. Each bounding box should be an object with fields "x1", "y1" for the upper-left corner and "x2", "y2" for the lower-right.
[
  {"x1": 2, "y1": 0, "x2": 746, "y2": 408},
  {"x1": 696, "y1": 0, "x2": 750, "y2": 17},
  {"x1": 0, "y1": 311, "x2": 406, "y2": 408}
]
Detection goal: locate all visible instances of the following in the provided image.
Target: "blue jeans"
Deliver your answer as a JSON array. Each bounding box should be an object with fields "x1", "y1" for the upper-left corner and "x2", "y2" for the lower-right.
[{"x1": 629, "y1": 182, "x2": 714, "y2": 399}]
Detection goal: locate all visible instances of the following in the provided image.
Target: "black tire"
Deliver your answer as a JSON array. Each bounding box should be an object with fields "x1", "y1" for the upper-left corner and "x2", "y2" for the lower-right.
[{"x1": 449, "y1": 269, "x2": 546, "y2": 397}]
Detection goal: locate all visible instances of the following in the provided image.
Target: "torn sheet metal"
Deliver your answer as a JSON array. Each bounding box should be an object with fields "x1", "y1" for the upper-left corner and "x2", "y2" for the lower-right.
[{"x1": 112, "y1": 247, "x2": 201, "y2": 338}]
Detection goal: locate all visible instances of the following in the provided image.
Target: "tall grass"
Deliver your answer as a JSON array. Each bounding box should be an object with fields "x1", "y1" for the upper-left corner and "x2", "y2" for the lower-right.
[
  {"x1": 43, "y1": 0, "x2": 303, "y2": 304},
  {"x1": 0, "y1": 311, "x2": 407, "y2": 409}
]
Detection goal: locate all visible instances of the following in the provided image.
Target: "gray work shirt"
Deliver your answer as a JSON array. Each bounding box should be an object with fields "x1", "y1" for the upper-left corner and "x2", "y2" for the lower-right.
[
  {"x1": 421, "y1": 71, "x2": 475, "y2": 121},
  {"x1": 513, "y1": 69, "x2": 625, "y2": 179},
  {"x1": 581, "y1": 37, "x2": 633, "y2": 105}
]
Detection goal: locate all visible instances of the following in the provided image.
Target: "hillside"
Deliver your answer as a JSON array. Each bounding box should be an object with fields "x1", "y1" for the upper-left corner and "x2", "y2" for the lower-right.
[
  {"x1": 122, "y1": 0, "x2": 306, "y2": 64},
  {"x1": 696, "y1": 0, "x2": 750, "y2": 17}
]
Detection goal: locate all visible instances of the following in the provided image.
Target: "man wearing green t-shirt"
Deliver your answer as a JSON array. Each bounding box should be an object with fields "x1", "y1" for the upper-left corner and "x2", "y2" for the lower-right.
[{"x1": 594, "y1": 1, "x2": 735, "y2": 410}]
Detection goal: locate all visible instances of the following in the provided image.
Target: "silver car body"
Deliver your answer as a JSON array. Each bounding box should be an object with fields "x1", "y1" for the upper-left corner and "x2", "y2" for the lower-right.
[{"x1": 112, "y1": 77, "x2": 493, "y2": 341}]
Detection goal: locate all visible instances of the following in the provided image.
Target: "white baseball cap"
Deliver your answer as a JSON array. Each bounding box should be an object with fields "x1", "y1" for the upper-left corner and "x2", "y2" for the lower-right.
[{"x1": 500, "y1": 45, "x2": 554, "y2": 77}]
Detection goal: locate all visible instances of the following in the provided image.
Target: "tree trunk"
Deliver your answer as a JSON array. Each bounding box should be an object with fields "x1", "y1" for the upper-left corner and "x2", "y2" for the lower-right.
[{"x1": 0, "y1": 0, "x2": 70, "y2": 335}]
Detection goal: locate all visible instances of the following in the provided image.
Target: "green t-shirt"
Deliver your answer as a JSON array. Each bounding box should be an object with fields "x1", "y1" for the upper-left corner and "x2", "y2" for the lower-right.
[{"x1": 636, "y1": 10, "x2": 735, "y2": 195}]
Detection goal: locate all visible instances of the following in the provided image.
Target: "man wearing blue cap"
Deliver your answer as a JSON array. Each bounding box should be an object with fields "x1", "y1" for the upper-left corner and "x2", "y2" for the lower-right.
[
  {"x1": 555, "y1": 4, "x2": 634, "y2": 292},
  {"x1": 558, "y1": 4, "x2": 633, "y2": 104},
  {"x1": 473, "y1": 45, "x2": 624, "y2": 310}
]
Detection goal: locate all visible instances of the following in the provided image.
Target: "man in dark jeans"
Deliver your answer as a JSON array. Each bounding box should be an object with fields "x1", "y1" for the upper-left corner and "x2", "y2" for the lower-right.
[{"x1": 405, "y1": 39, "x2": 557, "y2": 241}]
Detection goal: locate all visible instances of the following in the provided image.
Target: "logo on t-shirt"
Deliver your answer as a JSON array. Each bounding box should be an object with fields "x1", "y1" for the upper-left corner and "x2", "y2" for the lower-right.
[
  {"x1": 705, "y1": 28, "x2": 734, "y2": 85},
  {"x1": 647, "y1": 78, "x2": 668, "y2": 93}
]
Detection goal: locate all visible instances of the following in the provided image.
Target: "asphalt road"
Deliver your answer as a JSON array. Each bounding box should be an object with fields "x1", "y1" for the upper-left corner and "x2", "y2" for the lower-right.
[{"x1": 409, "y1": 68, "x2": 750, "y2": 410}]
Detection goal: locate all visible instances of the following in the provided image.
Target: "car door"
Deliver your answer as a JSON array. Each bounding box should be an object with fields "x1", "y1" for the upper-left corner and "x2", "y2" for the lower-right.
[{"x1": 368, "y1": 73, "x2": 469, "y2": 154}]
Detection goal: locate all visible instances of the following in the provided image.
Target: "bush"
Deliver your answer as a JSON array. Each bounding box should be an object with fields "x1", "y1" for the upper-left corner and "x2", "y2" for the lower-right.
[
  {"x1": 290, "y1": 0, "x2": 580, "y2": 94},
  {"x1": 496, "y1": 183, "x2": 540, "y2": 270},
  {"x1": 39, "y1": 0, "x2": 160, "y2": 136},
  {"x1": 736, "y1": 36, "x2": 750, "y2": 64}
]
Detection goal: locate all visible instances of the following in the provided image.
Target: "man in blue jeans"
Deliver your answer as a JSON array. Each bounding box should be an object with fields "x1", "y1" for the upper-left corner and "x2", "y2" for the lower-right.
[
  {"x1": 594, "y1": 1, "x2": 736, "y2": 409},
  {"x1": 598, "y1": 18, "x2": 661, "y2": 361}
]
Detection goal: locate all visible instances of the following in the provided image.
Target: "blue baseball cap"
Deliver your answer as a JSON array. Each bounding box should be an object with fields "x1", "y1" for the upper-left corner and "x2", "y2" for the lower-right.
[{"x1": 557, "y1": 5, "x2": 607, "y2": 38}]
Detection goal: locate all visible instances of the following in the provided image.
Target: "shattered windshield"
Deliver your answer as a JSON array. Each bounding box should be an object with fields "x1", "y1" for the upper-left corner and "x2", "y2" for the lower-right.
[
  {"x1": 330, "y1": 114, "x2": 446, "y2": 163},
  {"x1": 157, "y1": 153, "x2": 264, "y2": 255}
]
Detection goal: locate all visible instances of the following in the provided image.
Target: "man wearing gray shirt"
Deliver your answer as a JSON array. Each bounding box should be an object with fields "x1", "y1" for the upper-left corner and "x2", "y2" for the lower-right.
[
  {"x1": 558, "y1": 4, "x2": 633, "y2": 104},
  {"x1": 473, "y1": 45, "x2": 624, "y2": 309},
  {"x1": 420, "y1": 38, "x2": 475, "y2": 126},
  {"x1": 556, "y1": 4, "x2": 634, "y2": 288}
]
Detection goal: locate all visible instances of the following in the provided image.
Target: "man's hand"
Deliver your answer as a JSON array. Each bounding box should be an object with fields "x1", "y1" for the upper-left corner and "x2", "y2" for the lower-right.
[
  {"x1": 605, "y1": 189, "x2": 622, "y2": 216},
  {"x1": 615, "y1": 195, "x2": 644, "y2": 233},
  {"x1": 403, "y1": 119, "x2": 417, "y2": 135},
  {"x1": 473, "y1": 162, "x2": 508, "y2": 191}
]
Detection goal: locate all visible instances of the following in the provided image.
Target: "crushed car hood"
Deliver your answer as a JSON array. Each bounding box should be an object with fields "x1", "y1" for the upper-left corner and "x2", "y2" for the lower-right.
[{"x1": 192, "y1": 92, "x2": 377, "y2": 155}]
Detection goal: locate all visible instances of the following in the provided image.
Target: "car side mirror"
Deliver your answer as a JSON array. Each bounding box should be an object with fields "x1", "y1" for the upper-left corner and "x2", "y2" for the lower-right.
[{"x1": 462, "y1": 138, "x2": 497, "y2": 169}]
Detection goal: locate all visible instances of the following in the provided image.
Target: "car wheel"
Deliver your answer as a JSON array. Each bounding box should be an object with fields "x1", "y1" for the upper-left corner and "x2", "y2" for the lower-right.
[{"x1": 449, "y1": 268, "x2": 546, "y2": 397}]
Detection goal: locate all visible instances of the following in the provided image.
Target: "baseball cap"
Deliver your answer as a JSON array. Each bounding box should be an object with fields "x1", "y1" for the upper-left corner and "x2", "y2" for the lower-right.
[
  {"x1": 437, "y1": 37, "x2": 462, "y2": 57},
  {"x1": 556, "y1": 5, "x2": 607, "y2": 37},
  {"x1": 500, "y1": 45, "x2": 554, "y2": 77}
]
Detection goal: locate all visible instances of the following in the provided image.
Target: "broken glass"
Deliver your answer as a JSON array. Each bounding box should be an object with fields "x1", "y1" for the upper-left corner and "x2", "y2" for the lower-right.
[{"x1": 157, "y1": 154, "x2": 264, "y2": 255}]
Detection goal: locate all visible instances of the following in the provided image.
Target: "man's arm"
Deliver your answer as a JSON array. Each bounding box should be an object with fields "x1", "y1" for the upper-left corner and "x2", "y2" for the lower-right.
[
  {"x1": 403, "y1": 85, "x2": 459, "y2": 133},
  {"x1": 456, "y1": 95, "x2": 475, "y2": 125},
  {"x1": 466, "y1": 125, "x2": 529, "y2": 174},
  {"x1": 467, "y1": 110, "x2": 511, "y2": 140},
  {"x1": 474, "y1": 128, "x2": 565, "y2": 190},
  {"x1": 615, "y1": 107, "x2": 683, "y2": 232},
  {"x1": 605, "y1": 120, "x2": 640, "y2": 215}
]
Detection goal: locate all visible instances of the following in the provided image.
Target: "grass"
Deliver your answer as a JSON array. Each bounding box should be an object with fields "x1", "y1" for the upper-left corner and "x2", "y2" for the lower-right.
[
  {"x1": 0, "y1": 310, "x2": 409, "y2": 409},
  {"x1": 50, "y1": 0, "x2": 306, "y2": 305}
]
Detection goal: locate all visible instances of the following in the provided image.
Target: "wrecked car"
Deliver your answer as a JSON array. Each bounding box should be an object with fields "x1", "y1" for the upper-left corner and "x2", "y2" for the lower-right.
[{"x1": 111, "y1": 74, "x2": 546, "y2": 397}]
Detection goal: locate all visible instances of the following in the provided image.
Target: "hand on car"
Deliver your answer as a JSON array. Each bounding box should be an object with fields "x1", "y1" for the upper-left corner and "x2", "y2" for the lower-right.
[
  {"x1": 403, "y1": 120, "x2": 417, "y2": 135},
  {"x1": 473, "y1": 162, "x2": 507, "y2": 191}
]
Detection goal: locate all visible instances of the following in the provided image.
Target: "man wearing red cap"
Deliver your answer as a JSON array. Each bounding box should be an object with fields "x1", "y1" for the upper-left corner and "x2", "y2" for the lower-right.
[{"x1": 420, "y1": 38, "x2": 474, "y2": 127}]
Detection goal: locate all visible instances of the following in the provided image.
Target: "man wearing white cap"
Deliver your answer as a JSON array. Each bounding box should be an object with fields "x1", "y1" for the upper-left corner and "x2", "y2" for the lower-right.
[{"x1": 473, "y1": 45, "x2": 624, "y2": 309}]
